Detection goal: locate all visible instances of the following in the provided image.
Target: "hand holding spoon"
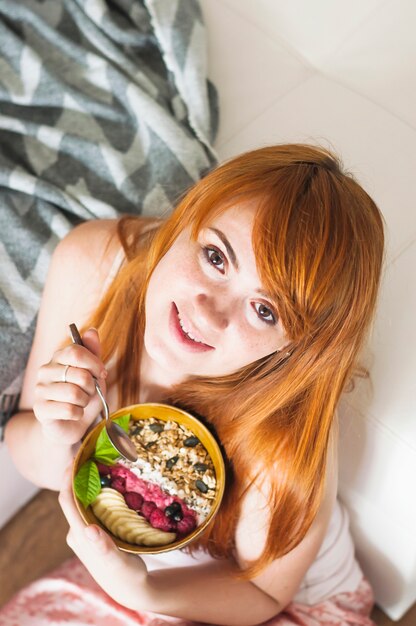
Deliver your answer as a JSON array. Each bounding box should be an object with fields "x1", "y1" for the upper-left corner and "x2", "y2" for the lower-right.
[{"x1": 69, "y1": 323, "x2": 138, "y2": 463}]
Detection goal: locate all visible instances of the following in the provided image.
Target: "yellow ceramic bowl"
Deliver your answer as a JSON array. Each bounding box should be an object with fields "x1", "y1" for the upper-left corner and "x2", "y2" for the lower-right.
[{"x1": 72, "y1": 403, "x2": 225, "y2": 554}]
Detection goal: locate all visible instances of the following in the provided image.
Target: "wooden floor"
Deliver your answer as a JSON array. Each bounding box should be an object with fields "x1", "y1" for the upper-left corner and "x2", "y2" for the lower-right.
[
  {"x1": 371, "y1": 604, "x2": 416, "y2": 626},
  {"x1": 0, "y1": 490, "x2": 73, "y2": 607},
  {"x1": 0, "y1": 490, "x2": 415, "y2": 625}
]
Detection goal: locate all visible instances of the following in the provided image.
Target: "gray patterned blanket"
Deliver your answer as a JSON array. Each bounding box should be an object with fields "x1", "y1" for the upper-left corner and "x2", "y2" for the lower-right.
[{"x1": 0, "y1": 0, "x2": 218, "y2": 415}]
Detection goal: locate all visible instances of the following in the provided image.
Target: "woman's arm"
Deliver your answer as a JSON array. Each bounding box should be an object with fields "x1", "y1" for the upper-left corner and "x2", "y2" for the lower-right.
[
  {"x1": 5, "y1": 219, "x2": 121, "y2": 489},
  {"x1": 83, "y1": 541, "x2": 281, "y2": 626},
  {"x1": 4, "y1": 410, "x2": 77, "y2": 489},
  {"x1": 140, "y1": 560, "x2": 281, "y2": 626}
]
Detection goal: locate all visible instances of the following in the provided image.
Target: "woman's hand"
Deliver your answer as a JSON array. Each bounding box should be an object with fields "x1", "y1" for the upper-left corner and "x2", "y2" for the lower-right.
[
  {"x1": 59, "y1": 465, "x2": 148, "y2": 610},
  {"x1": 33, "y1": 328, "x2": 108, "y2": 446}
]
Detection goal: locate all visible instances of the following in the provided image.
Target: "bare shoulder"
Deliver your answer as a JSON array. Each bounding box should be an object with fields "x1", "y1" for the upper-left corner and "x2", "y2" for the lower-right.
[
  {"x1": 19, "y1": 219, "x2": 122, "y2": 409},
  {"x1": 234, "y1": 432, "x2": 338, "y2": 610},
  {"x1": 41, "y1": 218, "x2": 122, "y2": 321},
  {"x1": 55, "y1": 218, "x2": 120, "y2": 267}
]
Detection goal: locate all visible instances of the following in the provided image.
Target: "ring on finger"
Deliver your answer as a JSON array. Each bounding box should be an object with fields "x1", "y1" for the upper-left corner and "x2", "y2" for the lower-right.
[{"x1": 62, "y1": 364, "x2": 70, "y2": 383}]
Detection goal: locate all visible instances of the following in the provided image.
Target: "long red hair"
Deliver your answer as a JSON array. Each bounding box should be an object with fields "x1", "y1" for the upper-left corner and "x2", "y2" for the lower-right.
[{"x1": 88, "y1": 144, "x2": 384, "y2": 577}]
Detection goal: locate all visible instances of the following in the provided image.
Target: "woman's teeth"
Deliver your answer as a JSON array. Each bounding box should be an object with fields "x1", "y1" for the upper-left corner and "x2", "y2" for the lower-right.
[{"x1": 178, "y1": 316, "x2": 204, "y2": 344}]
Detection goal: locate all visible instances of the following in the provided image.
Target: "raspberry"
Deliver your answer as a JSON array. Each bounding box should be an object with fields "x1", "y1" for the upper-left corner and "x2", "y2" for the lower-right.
[
  {"x1": 124, "y1": 492, "x2": 143, "y2": 511},
  {"x1": 149, "y1": 508, "x2": 176, "y2": 533},
  {"x1": 141, "y1": 501, "x2": 157, "y2": 520},
  {"x1": 111, "y1": 478, "x2": 126, "y2": 494},
  {"x1": 177, "y1": 515, "x2": 196, "y2": 536},
  {"x1": 111, "y1": 466, "x2": 131, "y2": 481}
]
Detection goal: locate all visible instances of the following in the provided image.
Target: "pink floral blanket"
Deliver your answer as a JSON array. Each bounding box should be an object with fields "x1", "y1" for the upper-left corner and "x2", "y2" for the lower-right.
[{"x1": 0, "y1": 557, "x2": 376, "y2": 626}]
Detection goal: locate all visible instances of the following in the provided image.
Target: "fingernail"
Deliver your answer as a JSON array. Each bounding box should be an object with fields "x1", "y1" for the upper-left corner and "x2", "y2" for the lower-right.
[
  {"x1": 100, "y1": 369, "x2": 108, "y2": 379},
  {"x1": 85, "y1": 525, "x2": 100, "y2": 542}
]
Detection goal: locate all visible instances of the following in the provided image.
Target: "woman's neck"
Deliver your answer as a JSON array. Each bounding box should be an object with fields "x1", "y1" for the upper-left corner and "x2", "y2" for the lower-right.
[{"x1": 138, "y1": 348, "x2": 186, "y2": 404}]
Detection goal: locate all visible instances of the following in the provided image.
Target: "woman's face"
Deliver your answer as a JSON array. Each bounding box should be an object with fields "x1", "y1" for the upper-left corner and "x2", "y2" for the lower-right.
[{"x1": 143, "y1": 200, "x2": 288, "y2": 383}]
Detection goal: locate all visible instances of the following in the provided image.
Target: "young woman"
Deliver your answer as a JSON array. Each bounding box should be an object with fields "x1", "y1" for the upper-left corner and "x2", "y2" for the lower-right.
[{"x1": 3, "y1": 144, "x2": 384, "y2": 626}]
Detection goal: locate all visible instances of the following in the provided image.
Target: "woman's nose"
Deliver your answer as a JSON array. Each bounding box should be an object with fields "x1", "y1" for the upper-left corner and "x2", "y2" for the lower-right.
[{"x1": 195, "y1": 293, "x2": 229, "y2": 331}]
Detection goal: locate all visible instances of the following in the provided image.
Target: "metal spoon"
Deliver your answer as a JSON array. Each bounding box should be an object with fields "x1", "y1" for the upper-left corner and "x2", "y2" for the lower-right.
[{"x1": 69, "y1": 323, "x2": 138, "y2": 463}]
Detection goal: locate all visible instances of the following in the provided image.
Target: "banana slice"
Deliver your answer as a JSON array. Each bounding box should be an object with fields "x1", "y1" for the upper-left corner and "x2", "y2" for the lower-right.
[{"x1": 91, "y1": 488, "x2": 176, "y2": 547}]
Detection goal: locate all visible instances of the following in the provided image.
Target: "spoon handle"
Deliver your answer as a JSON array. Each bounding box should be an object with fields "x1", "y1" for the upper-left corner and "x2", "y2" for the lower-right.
[
  {"x1": 69, "y1": 323, "x2": 83, "y2": 346},
  {"x1": 69, "y1": 323, "x2": 110, "y2": 421}
]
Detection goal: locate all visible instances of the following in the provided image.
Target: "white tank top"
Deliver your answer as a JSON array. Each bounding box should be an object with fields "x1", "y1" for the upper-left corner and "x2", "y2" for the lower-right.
[{"x1": 104, "y1": 247, "x2": 363, "y2": 605}]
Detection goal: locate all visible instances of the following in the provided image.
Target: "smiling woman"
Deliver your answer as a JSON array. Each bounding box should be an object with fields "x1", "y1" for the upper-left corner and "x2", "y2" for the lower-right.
[{"x1": 4, "y1": 144, "x2": 384, "y2": 626}]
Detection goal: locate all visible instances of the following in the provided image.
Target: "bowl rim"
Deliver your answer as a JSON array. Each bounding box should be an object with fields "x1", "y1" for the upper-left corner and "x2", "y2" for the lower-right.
[{"x1": 72, "y1": 402, "x2": 226, "y2": 554}]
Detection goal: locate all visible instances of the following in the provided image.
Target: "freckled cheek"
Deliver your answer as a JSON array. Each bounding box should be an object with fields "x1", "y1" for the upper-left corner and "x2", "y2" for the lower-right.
[
  {"x1": 232, "y1": 322, "x2": 258, "y2": 352},
  {"x1": 150, "y1": 251, "x2": 204, "y2": 300},
  {"x1": 170, "y1": 252, "x2": 205, "y2": 289},
  {"x1": 234, "y1": 324, "x2": 275, "y2": 359},
  {"x1": 181, "y1": 264, "x2": 200, "y2": 284},
  {"x1": 223, "y1": 335, "x2": 272, "y2": 371}
]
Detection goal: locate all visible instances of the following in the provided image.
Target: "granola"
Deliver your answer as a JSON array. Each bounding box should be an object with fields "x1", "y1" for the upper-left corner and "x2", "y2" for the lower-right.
[{"x1": 121, "y1": 417, "x2": 217, "y2": 520}]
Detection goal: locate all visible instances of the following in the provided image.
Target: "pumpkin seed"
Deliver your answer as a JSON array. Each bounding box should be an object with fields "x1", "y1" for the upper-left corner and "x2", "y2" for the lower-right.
[
  {"x1": 184, "y1": 436, "x2": 199, "y2": 447},
  {"x1": 149, "y1": 423, "x2": 164, "y2": 433},
  {"x1": 193, "y1": 462, "x2": 209, "y2": 473},
  {"x1": 166, "y1": 455, "x2": 179, "y2": 470},
  {"x1": 195, "y1": 479, "x2": 208, "y2": 493}
]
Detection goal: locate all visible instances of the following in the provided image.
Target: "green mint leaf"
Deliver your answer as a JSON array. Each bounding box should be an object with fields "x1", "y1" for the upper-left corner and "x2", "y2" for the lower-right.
[
  {"x1": 114, "y1": 413, "x2": 131, "y2": 432},
  {"x1": 94, "y1": 426, "x2": 120, "y2": 463},
  {"x1": 74, "y1": 460, "x2": 101, "y2": 508},
  {"x1": 93, "y1": 453, "x2": 120, "y2": 465},
  {"x1": 93, "y1": 413, "x2": 132, "y2": 463}
]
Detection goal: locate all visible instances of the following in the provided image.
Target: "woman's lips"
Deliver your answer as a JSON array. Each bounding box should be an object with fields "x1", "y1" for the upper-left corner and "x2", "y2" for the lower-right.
[{"x1": 170, "y1": 304, "x2": 215, "y2": 353}]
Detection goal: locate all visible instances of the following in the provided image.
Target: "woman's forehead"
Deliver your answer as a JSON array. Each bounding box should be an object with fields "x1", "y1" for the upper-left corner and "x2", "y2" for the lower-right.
[{"x1": 198, "y1": 197, "x2": 258, "y2": 234}]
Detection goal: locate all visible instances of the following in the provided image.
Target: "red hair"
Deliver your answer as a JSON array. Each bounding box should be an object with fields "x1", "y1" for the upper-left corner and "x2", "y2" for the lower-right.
[{"x1": 88, "y1": 144, "x2": 384, "y2": 577}]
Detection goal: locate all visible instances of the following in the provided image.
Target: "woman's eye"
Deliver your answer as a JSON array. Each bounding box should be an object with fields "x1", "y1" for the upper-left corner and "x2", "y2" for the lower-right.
[
  {"x1": 204, "y1": 246, "x2": 225, "y2": 273},
  {"x1": 253, "y1": 302, "x2": 276, "y2": 325}
]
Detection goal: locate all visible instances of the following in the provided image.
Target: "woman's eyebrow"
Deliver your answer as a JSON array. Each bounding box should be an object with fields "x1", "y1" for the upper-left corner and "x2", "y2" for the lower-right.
[
  {"x1": 208, "y1": 227, "x2": 239, "y2": 269},
  {"x1": 207, "y1": 226, "x2": 275, "y2": 302}
]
